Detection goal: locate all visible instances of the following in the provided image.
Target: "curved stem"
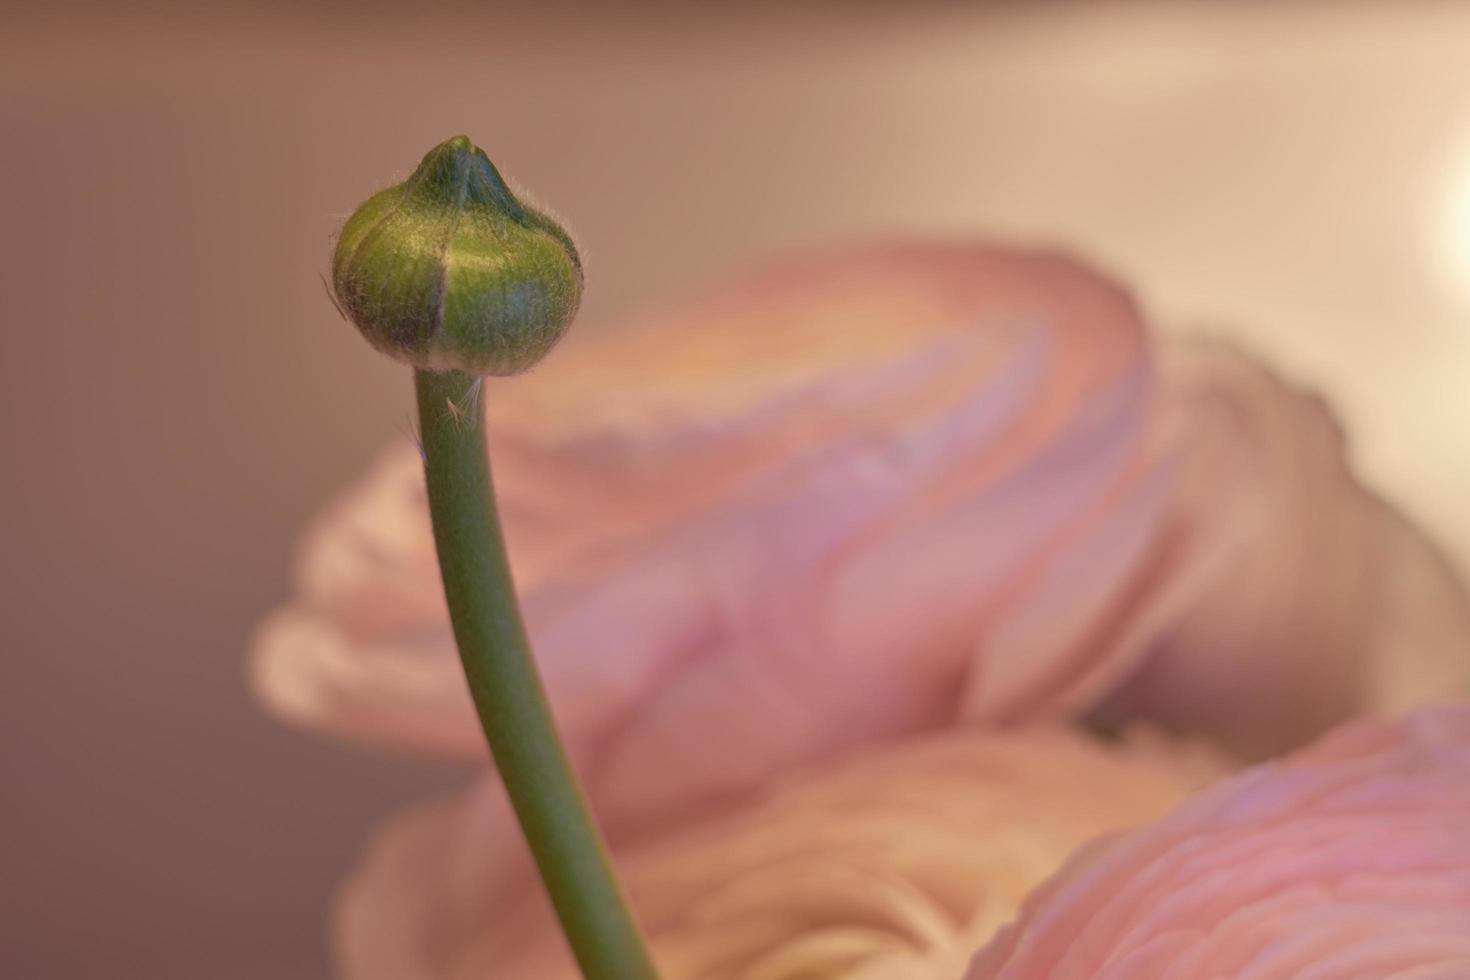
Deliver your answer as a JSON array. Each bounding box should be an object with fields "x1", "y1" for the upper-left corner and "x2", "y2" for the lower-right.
[{"x1": 414, "y1": 367, "x2": 660, "y2": 980}]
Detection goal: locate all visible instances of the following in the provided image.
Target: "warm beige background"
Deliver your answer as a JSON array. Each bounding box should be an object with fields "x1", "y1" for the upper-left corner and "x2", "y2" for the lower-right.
[{"x1": 5, "y1": 2, "x2": 1470, "y2": 978}]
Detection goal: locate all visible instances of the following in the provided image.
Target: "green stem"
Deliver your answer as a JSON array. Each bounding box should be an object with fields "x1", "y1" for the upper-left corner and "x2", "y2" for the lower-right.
[{"x1": 414, "y1": 367, "x2": 660, "y2": 980}]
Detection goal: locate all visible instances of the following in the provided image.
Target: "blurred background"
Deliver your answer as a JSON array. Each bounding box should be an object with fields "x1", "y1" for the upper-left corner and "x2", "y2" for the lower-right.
[{"x1": 5, "y1": 2, "x2": 1470, "y2": 977}]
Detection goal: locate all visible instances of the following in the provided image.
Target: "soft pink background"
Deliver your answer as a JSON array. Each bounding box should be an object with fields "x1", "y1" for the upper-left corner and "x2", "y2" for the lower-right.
[{"x1": 5, "y1": 3, "x2": 1470, "y2": 978}]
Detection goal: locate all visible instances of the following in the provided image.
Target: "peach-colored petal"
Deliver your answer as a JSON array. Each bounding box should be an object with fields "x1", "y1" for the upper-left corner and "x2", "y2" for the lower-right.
[
  {"x1": 337, "y1": 725, "x2": 1229, "y2": 980},
  {"x1": 966, "y1": 703, "x2": 1470, "y2": 980}
]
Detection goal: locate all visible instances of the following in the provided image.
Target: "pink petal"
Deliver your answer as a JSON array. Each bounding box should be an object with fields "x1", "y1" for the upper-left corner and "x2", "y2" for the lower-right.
[
  {"x1": 250, "y1": 240, "x2": 1470, "y2": 835},
  {"x1": 966, "y1": 703, "x2": 1470, "y2": 980},
  {"x1": 1095, "y1": 342, "x2": 1470, "y2": 757},
  {"x1": 253, "y1": 241, "x2": 1160, "y2": 790}
]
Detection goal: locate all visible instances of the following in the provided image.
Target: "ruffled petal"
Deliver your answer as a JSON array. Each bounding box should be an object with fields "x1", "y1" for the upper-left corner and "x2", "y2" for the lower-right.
[
  {"x1": 966, "y1": 703, "x2": 1470, "y2": 980},
  {"x1": 338, "y1": 725, "x2": 1228, "y2": 980}
]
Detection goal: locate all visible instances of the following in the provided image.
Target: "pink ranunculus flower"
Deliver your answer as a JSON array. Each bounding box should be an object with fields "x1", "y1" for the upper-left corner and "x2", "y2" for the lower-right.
[
  {"x1": 966, "y1": 702, "x2": 1470, "y2": 980},
  {"x1": 338, "y1": 725, "x2": 1229, "y2": 980},
  {"x1": 251, "y1": 241, "x2": 1470, "y2": 823}
]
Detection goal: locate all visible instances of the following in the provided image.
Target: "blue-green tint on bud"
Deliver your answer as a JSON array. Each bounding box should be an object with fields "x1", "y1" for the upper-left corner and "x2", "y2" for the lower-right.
[{"x1": 331, "y1": 136, "x2": 583, "y2": 376}]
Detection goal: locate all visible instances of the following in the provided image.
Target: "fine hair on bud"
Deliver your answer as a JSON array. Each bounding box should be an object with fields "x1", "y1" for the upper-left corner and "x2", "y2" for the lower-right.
[{"x1": 331, "y1": 135, "x2": 583, "y2": 376}]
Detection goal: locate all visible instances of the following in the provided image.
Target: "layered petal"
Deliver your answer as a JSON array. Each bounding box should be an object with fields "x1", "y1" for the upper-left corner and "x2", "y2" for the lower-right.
[
  {"x1": 254, "y1": 242, "x2": 1161, "y2": 799},
  {"x1": 966, "y1": 703, "x2": 1470, "y2": 980},
  {"x1": 250, "y1": 241, "x2": 1470, "y2": 841},
  {"x1": 338, "y1": 725, "x2": 1228, "y2": 980}
]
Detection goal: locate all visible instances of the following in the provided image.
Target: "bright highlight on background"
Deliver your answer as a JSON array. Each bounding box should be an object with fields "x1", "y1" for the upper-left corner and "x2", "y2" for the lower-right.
[{"x1": 1443, "y1": 143, "x2": 1470, "y2": 307}]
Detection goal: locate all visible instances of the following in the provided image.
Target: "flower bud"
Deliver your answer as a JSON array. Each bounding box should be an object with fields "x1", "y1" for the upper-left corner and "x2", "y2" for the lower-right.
[{"x1": 331, "y1": 135, "x2": 583, "y2": 376}]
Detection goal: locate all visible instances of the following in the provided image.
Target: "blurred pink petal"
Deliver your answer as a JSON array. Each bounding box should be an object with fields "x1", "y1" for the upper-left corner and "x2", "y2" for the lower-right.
[
  {"x1": 966, "y1": 703, "x2": 1470, "y2": 980},
  {"x1": 1093, "y1": 343, "x2": 1470, "y2": 756},
  {"x1": 338, "y1": 725, "x2": 1228, "y2": 980},
  {"x1": 250, "y1": 240, "x2": 1470, "y2": 835}
]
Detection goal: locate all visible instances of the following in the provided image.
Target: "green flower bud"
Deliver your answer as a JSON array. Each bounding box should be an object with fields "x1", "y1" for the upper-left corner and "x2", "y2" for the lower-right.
[{"x1": 331, "y1": 135, "x2": 583, "y2": 376}]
